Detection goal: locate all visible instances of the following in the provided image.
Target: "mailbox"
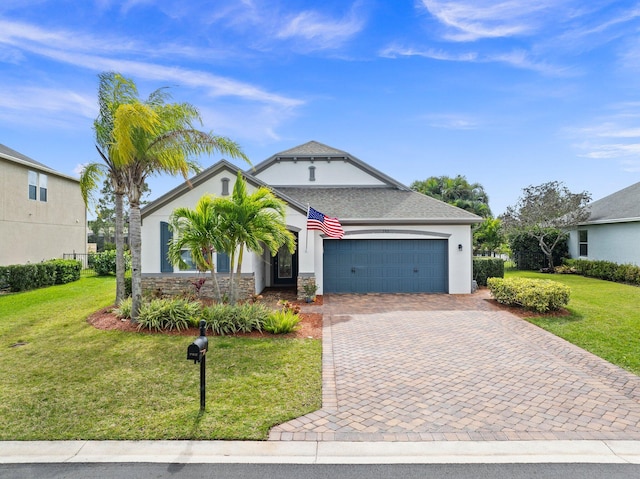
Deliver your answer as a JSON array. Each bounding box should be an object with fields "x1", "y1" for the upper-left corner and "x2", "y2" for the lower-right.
[{"x1": 187, "y1": 320, "x2": 208, "y2": 364}]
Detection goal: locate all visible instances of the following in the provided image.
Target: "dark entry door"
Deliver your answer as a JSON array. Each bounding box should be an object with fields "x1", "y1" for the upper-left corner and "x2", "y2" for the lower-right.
[{"x1": 273, "y1": 234, "x2": 298, "y2": 286}]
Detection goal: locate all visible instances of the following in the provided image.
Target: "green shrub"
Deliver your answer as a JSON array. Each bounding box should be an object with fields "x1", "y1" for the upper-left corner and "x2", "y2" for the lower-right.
[
  {"x1": 201, "y1": 303, "x2": 269, "y2": 335},
  {"x1": 136, "y1": 298, "x2": 201, "y2": 332},
  {"x1": 114, "y1": 298, "x2": 132, "y2": 319},
  {"x1": 565, "y1": 258, "x2": 640, "y2": 286},
  {"x1": 473, "y1": 257, "x2": 504, "y2": 286},
  {"x1": 263, "y1": 309, "x2": 301, "y2": 334},
  {"x1": 487, "y1": 277, "x2": 570, "y2": 313},
  {"x1": 5, "y1": 263, "x2": 56, "y2": 291},
  {"x1": 124, "y1": 271, "x2": 132, "y2": 298},
  {"x1": 93, "y1": 250, "x2": 131, "y2": 276},
  {"x1": 48, "y1": 259, "x2": 82, "y2": 284},
  {"x1": 0, "y1": 266, "x2": 7, "y2": 290}
]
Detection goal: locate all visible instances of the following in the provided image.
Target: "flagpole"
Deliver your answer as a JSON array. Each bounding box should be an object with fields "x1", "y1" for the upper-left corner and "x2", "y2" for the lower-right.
[{"x1": 305, "y1": 204, "x2": 310, "y2": 253}]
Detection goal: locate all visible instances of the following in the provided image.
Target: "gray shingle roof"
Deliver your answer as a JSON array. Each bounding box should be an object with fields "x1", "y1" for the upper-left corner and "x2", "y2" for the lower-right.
[
  {"x1": 0, "y1": 143, "x2": 51, "y2": 170},
  {"x1": 276, "y1": 187, "x2": 482, "y2": 224},
  {"x1": 584, "y1": 181, "x2": 640, "y2": 224},
  {"x1": 274, "y1": 140, "x2": 349, "y2": 157},
  {"x1": 0, "y1": 143, "x2": 78, "y2": 181}
]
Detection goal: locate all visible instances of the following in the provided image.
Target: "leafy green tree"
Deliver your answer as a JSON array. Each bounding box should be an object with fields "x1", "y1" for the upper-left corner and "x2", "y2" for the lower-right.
[
  {"x1": 215, "y1": 172, "x2": 296, "y2": 303},
  {"x1": 410, "y1": 175, "x2": 492, "y2": 217},
  {"x1": 108, "y1": 77, "x2": 249, "y2": 320},
  {"x1": 501, "y1": 181, "x2": 590, "y2": 269},
  {"x1": 168, "y1": 195, "x2": 229, "y2": 302},
  {"x1": 473, "y1": 217, "x2": 505, "y2": 254},
  {"x1": 80, "y1": 72, "x2": 138, "y2": 304}
]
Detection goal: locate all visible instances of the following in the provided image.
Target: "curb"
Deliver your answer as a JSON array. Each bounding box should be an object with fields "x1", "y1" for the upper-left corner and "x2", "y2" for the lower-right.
[{"x1": 1, "y1": 440, "x2": 639, "y2": 464}]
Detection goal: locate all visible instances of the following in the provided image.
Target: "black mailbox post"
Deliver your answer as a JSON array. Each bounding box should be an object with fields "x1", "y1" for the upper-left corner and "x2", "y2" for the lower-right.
[{"x1": 187, "y1": 320, "x2": 208, "y2": 411}]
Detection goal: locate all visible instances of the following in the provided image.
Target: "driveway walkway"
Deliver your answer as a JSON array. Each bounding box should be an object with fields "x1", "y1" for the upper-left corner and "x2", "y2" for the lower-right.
[{"x1": 269, "y1": 293, "x2": 640, "y2": 441}]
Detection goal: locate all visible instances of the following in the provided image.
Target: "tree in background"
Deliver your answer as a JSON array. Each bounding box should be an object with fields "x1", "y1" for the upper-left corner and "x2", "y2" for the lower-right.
[
  {"x1": 410, "y1": 175, "x2": 492, "y2": 218},
  {"x1": 473, "y1": 217, "x2": 506, "y2": 255},
  {"x1": 108, "y1": 77, "x2": 249, "y2": 320},
  {"x1": 214, "y1": 172, "x2": 296, "y2": 303},
  {"x1": 501, "y1": 181, "x2": 591, "y2": 270}
]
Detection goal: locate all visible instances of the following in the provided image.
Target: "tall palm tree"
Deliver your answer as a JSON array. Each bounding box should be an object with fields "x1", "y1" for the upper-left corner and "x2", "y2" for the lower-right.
[
  {"x1": 80, "y1": 72, "x2": 138, "y2": 304},
  {"x1": 109, "y1": 86, "x2": 249, "y2": 320},
  {"x1": 167, "y1": 195, "x2": 230, "y2": 302},
  {"x1": 215, "y1": 172, "x2": 296, "y2": 303}
]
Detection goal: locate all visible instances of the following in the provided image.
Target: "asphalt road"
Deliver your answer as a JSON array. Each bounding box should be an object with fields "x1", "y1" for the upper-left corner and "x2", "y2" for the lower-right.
[{"x1": 1, "y1": 463, "x2": 639, "y2": 479}]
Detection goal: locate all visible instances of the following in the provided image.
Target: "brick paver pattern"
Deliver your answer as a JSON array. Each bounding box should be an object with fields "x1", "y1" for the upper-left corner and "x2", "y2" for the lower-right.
[{"x1": 269, "y1": 293, "x2": 640, "y2": 441}]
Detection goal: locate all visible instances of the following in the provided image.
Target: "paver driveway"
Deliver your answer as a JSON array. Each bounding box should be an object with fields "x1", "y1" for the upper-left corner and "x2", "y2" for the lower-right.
[{"x1": 269, "y1": 292, "x2": 640, "y2": 441}]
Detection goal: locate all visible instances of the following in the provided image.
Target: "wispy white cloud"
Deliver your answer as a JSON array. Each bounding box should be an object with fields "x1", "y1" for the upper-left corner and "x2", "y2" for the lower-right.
[
  {"x1": 380, "y1": 43, "x2": 574, "y2": 76},
  {"x1": 0, "y1": 18, "x2": 303, "y2": 109},
  {"x1": 567, "y1": 106, "x2": 640, "y2": 170},
  {"x1": 380, "y1": 44, "x2": 478, "y2": 62},
  {"x1": 419, "y1": 0, "x2": 558, "y2": 42},
  {"x1": 276, "y1": 5, "x2": 365, "y2": 51},
  {"x1": 421, "y1": 113, "x2": 480, "y2": 130}
]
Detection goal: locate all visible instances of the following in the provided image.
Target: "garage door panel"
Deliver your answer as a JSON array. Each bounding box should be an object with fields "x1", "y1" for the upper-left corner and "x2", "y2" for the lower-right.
[{"x1": 323, "y1": 239, "x2": 448, "y2": 293}]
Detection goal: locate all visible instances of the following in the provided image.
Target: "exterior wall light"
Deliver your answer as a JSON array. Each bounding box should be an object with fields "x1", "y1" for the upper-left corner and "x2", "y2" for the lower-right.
[{"x1": 458, "y1": 244, "x2": 463, "y2": 251}]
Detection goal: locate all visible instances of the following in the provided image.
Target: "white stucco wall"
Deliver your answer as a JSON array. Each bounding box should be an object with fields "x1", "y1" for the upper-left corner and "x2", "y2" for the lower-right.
[
  {"x1": 0, "y1": 159, "x2": 86, "y2": 265},
  {"x1": 254, "y1": 159, "x2": 386, "y2": 186},
  {"x1": 568, "y1": 222, "x2": 640, "y2": 265}
]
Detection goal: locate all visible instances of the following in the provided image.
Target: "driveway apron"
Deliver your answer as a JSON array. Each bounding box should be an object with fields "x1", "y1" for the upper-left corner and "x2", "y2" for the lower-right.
[{"x1": 269, "y1": 293, "x2": 640, "y2": 441}]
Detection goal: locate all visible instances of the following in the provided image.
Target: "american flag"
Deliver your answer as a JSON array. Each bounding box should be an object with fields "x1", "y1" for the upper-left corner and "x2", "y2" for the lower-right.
[{"x1": 307, "y1": 207, "x2": 344, "y2": 239}]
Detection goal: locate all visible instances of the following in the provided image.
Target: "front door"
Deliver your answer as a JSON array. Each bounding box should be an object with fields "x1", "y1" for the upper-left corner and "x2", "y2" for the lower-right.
[{"x1": 273, "y1": 236, "x2": 298, "y2": 286}]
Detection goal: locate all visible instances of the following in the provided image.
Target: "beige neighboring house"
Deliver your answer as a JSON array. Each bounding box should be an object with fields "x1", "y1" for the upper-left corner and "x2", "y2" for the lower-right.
[{"x1": 0, "y1": 143, "x2": 86, "y2": 266}]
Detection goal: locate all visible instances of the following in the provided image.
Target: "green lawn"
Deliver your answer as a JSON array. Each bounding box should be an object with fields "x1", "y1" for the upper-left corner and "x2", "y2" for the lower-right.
[
  {"x1": 0, "y1": 276, "x2": 321, "y2": 440},
  {"x1": 506, "y1": 270, "x2": 640, "y2": 375}
]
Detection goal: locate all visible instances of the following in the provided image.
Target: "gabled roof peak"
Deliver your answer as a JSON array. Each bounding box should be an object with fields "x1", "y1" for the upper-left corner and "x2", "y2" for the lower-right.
[{"x1": 274, "y1": 141, "x2": 348, "y2": 158}]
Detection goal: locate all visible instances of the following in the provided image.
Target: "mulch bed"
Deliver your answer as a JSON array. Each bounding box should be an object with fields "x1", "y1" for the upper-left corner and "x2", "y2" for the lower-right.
[{"x1": 87, "y1": 291, "x2": 323, "y2": 339}]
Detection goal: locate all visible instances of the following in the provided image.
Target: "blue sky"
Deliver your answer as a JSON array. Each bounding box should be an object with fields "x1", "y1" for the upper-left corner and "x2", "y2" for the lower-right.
[{"x1": 2, "y1": 0, "x2": 640, "y2": 216}]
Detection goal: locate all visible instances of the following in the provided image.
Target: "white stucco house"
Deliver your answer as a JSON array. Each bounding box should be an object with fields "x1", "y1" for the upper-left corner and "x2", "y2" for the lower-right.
[
  {"x1": 568, "y1": 181, "x2": 640, "y2": 265},
  {"x1": 140, "y1": 141, "x2": 482, "y2": 298}
]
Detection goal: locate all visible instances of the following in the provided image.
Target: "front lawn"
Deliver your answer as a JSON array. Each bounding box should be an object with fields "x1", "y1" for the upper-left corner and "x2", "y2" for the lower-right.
[
  {"x1": 0, "y1": 276, "x2": 321, "y2": 440},
  {"x1": 506, "y1": 270, "x2": 640, "y2": 375}
]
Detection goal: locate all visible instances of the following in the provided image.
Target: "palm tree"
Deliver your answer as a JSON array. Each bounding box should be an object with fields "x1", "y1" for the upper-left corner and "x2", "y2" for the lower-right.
[
  {"x1": 167, "y1": 195, "x2": 230, "y2": 302},
  {"x1": 109, "y1": 85, "x2": 249, "y2": 320},
  {"x1": 80, "y1": 72, "x2": 138, "y2": 304},
  {"x1": 215, "y1": 172, "x2": 296, "y2": 303},
  {"x1": 410, "y1": 175, "x2": 492, "y2": 218}
]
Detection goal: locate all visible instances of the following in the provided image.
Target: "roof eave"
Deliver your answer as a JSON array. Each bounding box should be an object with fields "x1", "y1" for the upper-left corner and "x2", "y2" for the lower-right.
[
  {"x1": 1, "y1": 153, "x2": 79, "y2": 183},
  {"x1": 343, "y1": 218, "x2": 483, "y2": 225}
]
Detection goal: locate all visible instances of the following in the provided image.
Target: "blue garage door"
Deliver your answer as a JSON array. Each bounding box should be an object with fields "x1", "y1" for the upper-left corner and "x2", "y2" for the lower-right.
[{"x1": 323, "y1": 239, "x2": 448, "y2": 293}]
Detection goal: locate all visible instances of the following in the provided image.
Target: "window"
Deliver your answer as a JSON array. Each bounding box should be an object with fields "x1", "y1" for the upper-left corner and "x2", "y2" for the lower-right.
[
  {"x1": 179, "y1": 249, "x2": 198, "y2": 271},
  {"x1": 308, "y1": 165, "x2": 316, "y2": 182},
  {"x1": 221, "y1": 177, "x2": 230, "y2": 196},
  {"x1": 28, "y1": 171, "x2": 48, "y2": 202},
  {"x1": 28, "y1": 171, "x2": 37, "y2": 200},
  {"x1": 39, "y1": 174, "x2": 48, "y2": 202},
  {"x1": 578, "y1": 230, "x2": 588, "y2": 257}
]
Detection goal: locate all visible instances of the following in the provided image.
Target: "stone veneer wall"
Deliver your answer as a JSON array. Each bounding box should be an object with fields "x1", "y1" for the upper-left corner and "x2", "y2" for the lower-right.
[
  {"x1": 297, "y1": 274, "x2": 317, "y2": 301},
  {"x1": 142, "y1": 274, "x2": 255, "y2": 300}
]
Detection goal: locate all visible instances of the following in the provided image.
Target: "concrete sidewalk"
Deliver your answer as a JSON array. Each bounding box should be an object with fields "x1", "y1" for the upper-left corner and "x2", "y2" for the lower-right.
[{"x1": 1, "y1": 440, "x2": 639, "y2": 464}]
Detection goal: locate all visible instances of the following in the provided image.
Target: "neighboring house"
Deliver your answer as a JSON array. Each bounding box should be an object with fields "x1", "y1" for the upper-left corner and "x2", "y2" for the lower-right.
[
  {"x1": 568, "y1": 181, "x2": 640, "y2": 265},
  {"x1": 141, "y1": 141, "x2": 482, "y2": 298},
  {"x1": 0, "y1": 144, "x2": 86, "y2": 266}
]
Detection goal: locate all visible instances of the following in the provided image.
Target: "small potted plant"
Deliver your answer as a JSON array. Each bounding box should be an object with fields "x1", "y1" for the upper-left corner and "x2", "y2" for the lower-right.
[{"x1": 302, "y1": 281, "x2": 319, "y2": 303}]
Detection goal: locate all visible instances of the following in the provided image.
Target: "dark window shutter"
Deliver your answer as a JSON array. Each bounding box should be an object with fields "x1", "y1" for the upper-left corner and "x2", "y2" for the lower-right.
[
  {"x1": 217, "y1": 252, "x2": 230, "y2": 273},
  {"x1": 160, "y1": 222, "x2": 173, "y2": 272}
]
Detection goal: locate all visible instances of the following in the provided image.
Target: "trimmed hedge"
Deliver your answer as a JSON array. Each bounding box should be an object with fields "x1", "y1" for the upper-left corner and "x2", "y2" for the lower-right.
[
  {"x1": 2, "y1": 259, "x2": 81, "y2": 292},
  {"x1": 487, "y1": 277, "x2": 570, "y2": 313},
  {"x1": 565, "y1": 258, "x2": 640, "y2": 285},
  {"x1": 473, "y1": 257, "x2": 504, "y2": 286}
]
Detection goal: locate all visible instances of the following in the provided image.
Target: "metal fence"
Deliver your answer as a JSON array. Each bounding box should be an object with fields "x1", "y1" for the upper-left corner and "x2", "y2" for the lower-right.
[{"x1": 63, "y1": 253, "x2": 94, "y2": 271}]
